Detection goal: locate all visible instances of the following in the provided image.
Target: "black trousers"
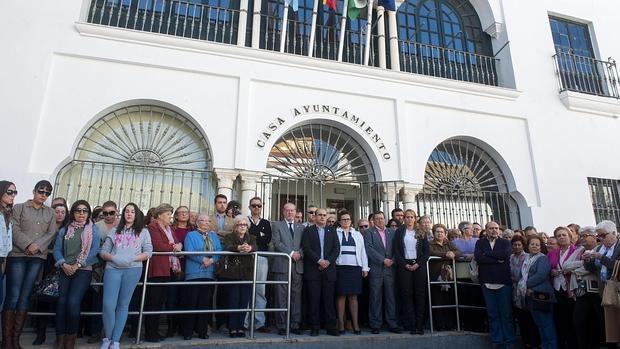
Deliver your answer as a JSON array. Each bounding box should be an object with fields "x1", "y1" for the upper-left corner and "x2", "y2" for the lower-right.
[
  {"x1": 397, "y1": 266, "x2": 427, "y2": 330},
  {"x1": 431, "y1": 285, "x2": 456, "y2": 331},
  {"x1": 182, "y1": 279, "x2": 215, "y2": 337},
  {"x1": 144, "y1": 276, "x2": 172, "y2": 339},
  {"x1": 305, "y1": 271, "x2": 336, "y2": 330},
  {"x1": 574, "y1": 293, "x2": 605, "y2": 349},
  {"x1": 514, "y1": 307, "x2": 540, "y2": 347},
  {"x1": 554, "y1": 290, "x2": 578, "y2": 349}
]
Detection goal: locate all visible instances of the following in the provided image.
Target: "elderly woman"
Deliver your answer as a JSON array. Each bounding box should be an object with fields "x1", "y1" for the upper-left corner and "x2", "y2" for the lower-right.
[
  {"x1": 417, "y1": 215, "x2": 433, "y2": 241},
  {"x1": 429, "y1": 223, "x2": 460, "y2": 331},
  {"x1": 584, "y1": 220, "x2": 620, "y2": 347},
  {"x1": 220, "y1": 216, "x2": 257, "y2": 338},
  {"x1": 181, "y1": 214, "x2": 222, "y2": 340},
  {"x1": 99, "y1": 203, "x2": 152, "y2": 349},
  {"x1": 144, "y1": 203, "x2": 183, "y2": 342},
  {"x1": 453, "y1": 221, "x2": 483, "y2": 332},
  {"x1": 53, "y1": 200, "x2": 101, "y2": 349},
  {"x1": 393, "y1": 209, "x2": 429, "y2": 335},
  {"x1": 548, "y1": 226, "x2": 582, "y2": 349},
  {"x1": 518, "y1": 236, "x2": 557, "y2": 349},
  {"x1": 335, "y1": 210, "x2": 368, "y2": 335},
  {"x1": 510, "y1": 235, "x2": 540, "y2": 348}
]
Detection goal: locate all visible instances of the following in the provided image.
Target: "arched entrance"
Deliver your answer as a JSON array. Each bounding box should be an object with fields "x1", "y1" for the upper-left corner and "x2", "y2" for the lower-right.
[
  {"x1": 415, "y1": 138, "x2": 521, "y2": 229},
  {"x1": 54, "y1": 104, "x2": 216, "y2": 211},
  {"x1": 258, "y1": 123, "x2": 399, "y2": 222}
]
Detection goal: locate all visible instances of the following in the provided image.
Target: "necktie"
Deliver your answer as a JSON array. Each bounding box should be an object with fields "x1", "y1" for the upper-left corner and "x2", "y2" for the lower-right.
[{"x1": 289, "y1": 223, "x2": 295, "y2": 240}]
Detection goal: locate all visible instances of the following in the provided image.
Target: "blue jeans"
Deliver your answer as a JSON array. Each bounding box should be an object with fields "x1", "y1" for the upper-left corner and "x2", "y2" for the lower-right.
[
  {"x1": 481, "y1": 285, "x2": 515, "y2": 347},
  {"x1": 4, "y1": 257, "x2": 44, "y2": 311},
  {"x1": 245, "y1": 255, "x2": 267, "y2": 329},
  {"x1": 56, "y1": 269, "x2": 92, "y2": 334},
  {"x1": 530, "y1": 309, "x2": 557, "y2": 349},
  {"x1": 223, "y1": 279, "x2": 251, "y2": 332},
  {"x1": 102, "y1": 267, "x2": 142, "y2": 342}
]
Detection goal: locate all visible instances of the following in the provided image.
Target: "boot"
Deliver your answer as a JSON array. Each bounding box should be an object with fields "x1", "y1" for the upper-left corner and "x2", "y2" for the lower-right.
[
  {"x1": 55, "y1": 335, "x2": 65, "y2": 349},
  {"x1": 1, "y1": 311, "x2": 15, "y2": 349},
  {"x1": 32, "y1": 317, "x2": 47, "y2": 345},
  {"x1": 64, "y1": 334, "x2": 76, "y2": 349},
  {"x1": 12, "y1": 311, "x2": 27, "y2": 349}
]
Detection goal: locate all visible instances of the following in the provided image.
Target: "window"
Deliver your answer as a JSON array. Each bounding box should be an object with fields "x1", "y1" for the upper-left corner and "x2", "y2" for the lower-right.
[
  {"x1": 549, "y1": 17, "x2": 594, "y2": 57},
  {"x1": 588, "y1": 177, "x2": 620, "y2": 224}
]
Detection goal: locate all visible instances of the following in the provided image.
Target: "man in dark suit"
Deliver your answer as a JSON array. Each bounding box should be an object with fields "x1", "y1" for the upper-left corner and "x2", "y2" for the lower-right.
[
  {"x1": 271, "y1": 202, "x2": 305, "y2": 335},
  {"x1": 363, "y1": 211, "x2": 401, "y2": 334},
  {"x1": 301, "y1": 208, "x2": 340, "y2": 336}
]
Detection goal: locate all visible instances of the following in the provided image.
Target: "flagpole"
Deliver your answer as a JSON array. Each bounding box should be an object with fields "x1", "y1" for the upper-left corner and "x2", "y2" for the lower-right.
[
  {"x1": 363, "y1": 0, "x2": 374, "y2": 65},
  {"x1": 337, "y1": 0, "x2": 349, "y2": 61},
  {"x1": 280, "y1": 2, "x2": 289, "y2": 52},
  {"x1": 307, "y1": 0, "x2": 319, "y2": 57}
]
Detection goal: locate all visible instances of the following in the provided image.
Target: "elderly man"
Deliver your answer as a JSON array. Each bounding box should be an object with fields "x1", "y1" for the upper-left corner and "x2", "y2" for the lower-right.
[
  {"x1": 474, "y1": 221, "x2": 514, "y2": 349},
  {"x1": 271, "y1": 203, "x2": 305, "y2": 335}
]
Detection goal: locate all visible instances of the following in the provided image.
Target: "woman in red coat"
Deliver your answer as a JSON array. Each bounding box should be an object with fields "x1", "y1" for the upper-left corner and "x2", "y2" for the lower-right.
[{"x1": 144, "y1": 203, "x2": 183, "y2": 342}]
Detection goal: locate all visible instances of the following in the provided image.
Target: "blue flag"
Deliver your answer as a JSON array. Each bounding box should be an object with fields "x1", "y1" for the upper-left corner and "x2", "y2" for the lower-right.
[
  {"x1": 378, "y1": 0, "x2": 395, "y2": 11},
  {"x1": 285, "y1": 0, "x2": 299, "y2": 12}
]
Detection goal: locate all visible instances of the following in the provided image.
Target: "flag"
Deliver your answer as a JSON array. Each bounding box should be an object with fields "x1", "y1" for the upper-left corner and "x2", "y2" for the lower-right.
[
  {"x1": 378, "y1": 0, "x2": 395, "y2": 11},
  {"x1": 348, "y1": 0, "x2": 367, "y2": 19},
  {"x1": 323, "y1": 0, "x2": 337, "y2": 11},
  {"x1": 285, "y1": 0, "x2": 299, "y2": 12}
]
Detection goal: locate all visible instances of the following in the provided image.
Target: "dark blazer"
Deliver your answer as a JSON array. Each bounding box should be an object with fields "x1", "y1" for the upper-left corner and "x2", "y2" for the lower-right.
[
  {"x1": 271, "y1": 220, "x2": 304, "y2": 274},
  {"x1": 364, "y1": 226, "x2": 395, "y2": 277},
  {"x1": 474, "y1": 237, "x2": 512, "y2": 285},
  {"x1": 147, "y1": 221, "x2": 181, "y2": 278},
  {"x1": 525, "y1": 254, "x2": 556, "y2": 303},
  {"x1": 584, "y1": 242, "x2": 620, "y2": 296},
  {"x1": 392, "y1": 227, "x2": 430, "y2": 269},
  {"x1": 221, "y1": 232, "x2": 258, "y2": 280},
  {"x1": 301, "y1": 224, "x2": 340, "y2": 281}
]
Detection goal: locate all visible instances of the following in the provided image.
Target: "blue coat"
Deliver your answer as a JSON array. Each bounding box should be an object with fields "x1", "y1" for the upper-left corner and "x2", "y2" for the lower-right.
[
  {"x1": 53, "y1": 223, "x2": 101, "y2": 267},
  {"x1": 525, "y1": 254, "x2": 556, "y2": 307},
  {"x1": 183, "y1": 230, "x2": 222, "y2": 280}
]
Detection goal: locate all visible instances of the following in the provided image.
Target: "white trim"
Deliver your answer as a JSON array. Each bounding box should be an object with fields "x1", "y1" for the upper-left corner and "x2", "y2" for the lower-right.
[{"x1": 559, "y1": 90, "x2": 620, "y2": 118}]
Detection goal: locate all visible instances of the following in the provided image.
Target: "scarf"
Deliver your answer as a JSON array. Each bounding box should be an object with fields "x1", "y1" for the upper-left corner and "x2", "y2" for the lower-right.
[
  {"x1": 199, "y1": 229, "x2": 214, "y2": 252},
  {"x1": 515, "y1": 253, "x2": 544, "y2": 309},
  {"x1": 596, "y1": 243, "x2": 617, "y2": 281},
  {"x1": 162, "y1": 225, "x2": 181, "y2": 273},
  {"x1": 548, "y1": 244, "x2": 578, "y2": 292},
  {"x1": 65, "y1": 220, "x2": 94, "y2": 265}
]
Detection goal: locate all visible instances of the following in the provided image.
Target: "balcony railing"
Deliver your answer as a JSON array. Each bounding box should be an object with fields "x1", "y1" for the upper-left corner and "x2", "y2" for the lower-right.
[
  {"x1": 399, "y1": 39, "x2": 498, "y2": 86},
  {"x1": 553, "y1": 52, "x2": 620, "y2": 99},
  {"x1": 88, "y1": 0, "x2": 239, "y2": 45}
]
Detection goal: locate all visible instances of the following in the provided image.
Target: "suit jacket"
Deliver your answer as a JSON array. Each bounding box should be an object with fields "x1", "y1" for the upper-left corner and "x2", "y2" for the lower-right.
[
  {"x1": 392, "y1": 227, "x2": 430, "y2": 270},
  {"x1": 271, "y1": 220, "x2": 304, "y2": 274},
  {"x1": 363, "y1": 226, "x2": 395, "y2": 277},
  {"x1": 210, "y1": 214, "x2": 235, "y2": 240},
  {"x1": 301, "y1": 224, "x2": 339, "y2": 281}
]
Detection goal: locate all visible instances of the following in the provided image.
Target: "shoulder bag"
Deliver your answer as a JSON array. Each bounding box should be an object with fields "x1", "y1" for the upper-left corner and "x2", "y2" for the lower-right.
[{"x1": 601, "y1": 260, "x2": 620, "y2": 309}]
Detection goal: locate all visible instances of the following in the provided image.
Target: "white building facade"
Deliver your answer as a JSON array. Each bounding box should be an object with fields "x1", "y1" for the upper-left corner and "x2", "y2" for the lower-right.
[{"x1": 1, "y1": 0, "x2": 619, "y2": 232}]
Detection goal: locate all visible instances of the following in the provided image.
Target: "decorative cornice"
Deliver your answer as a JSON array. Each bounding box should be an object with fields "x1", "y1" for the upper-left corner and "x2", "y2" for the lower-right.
[{"x1": 559, "y1": 91, "x2": 620, "y2": 118}]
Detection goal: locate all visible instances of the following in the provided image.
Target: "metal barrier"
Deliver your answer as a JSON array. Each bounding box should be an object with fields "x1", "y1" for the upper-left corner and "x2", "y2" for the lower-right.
[
  {"x1": 425, "y1": 256, "x2": 487, "y2": 333},
  {"x1": 32, "y1": 250, "x2": 293, "y2": 344}
]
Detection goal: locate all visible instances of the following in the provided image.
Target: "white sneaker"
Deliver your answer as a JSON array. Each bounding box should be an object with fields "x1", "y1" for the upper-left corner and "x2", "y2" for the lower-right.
[
  {"x1": 100, "y1": 338, "x2": 111, "y2": 349},
  {"x1": 110, "y1": 341, "x2": 120, "y2": 349}
]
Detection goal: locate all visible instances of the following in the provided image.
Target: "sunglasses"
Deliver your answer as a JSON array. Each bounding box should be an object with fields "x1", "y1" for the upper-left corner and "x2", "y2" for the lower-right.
[
  {"x1": 308, "y1": 211, "x2": 316, "y2": 215},
  {"x1": 359, "y1": 225, "x2": 369, "y2": 228},
  {"x1": 101, "y1": 211, "x2": 116, "y2": 217},
  {"x1": 37, "y1": 190, "x2": 51, "y2": 197},
  {"x1": 251, "y1": 204, "x2": 262, "y2": 208},
  {"x1": 5, "y1": 189, "x2": 18, "y2": 196},
  {"x1": 74, "y1": 208, "x2": 89, "y2": 214}
]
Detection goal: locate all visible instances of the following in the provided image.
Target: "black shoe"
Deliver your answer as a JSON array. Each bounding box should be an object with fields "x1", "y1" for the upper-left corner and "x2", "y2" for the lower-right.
[
  {"x1": 87, "y1": 334, "x2": 101, "y2": 344},
  {"x1": 339, "y1": 330, "x2": 346, "y2": 335},
  {"x1": 236, "y1": 331, "x2": 245, "y2": 338},
  {"x1": 310, "y1": 329, "x2": 319, "y2": 336},
  {"x1": 32, "y1": 333, "x2": 46, "y2": 346},
  {"x1": 183, "y1": 335, "x2": 192, "y2": 340},
  {"x1": 390, "y1": 327, "x2": 403, "y2": 334},
  {"x1": 291, "y1": 328, "x2": 302, "y2": 335},
  {"x1": 198, "y1": 333, "x2": 209, "y2": 339},
  {"x1": 371, "y1": 328, "x2": 380, "y2": 334},
  {"x1": 229, "y1": 331, "x2": 237, "y2": 338},
  {"x1": 278, "y1": 329, "x2": 286, "y2": 336},
  {"x1": 326, "y1": 329, "x2": 340, "y2": 336},
  {"x1": 415, "y1": 328, "x2": 424, "y2": 335},
  {"x1": 354, "y1": 329, "x2": 361, "y2": 335},
  {"x1": 144, "y1": 335, "x2": 161, "y2": 343}
]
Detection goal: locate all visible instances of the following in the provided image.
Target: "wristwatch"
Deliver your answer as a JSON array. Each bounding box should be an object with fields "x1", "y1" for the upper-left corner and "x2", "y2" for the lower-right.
[{"x1": 77, "y1": 262, "x2": 82, "y2": 269}]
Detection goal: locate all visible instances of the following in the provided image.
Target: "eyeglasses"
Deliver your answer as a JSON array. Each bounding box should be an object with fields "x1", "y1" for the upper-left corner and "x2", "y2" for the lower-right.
[
  {"x1": 101, "y1": 211, "x2": 116, "y2": 217},
  {"x1": 340, "y1": 218, "x2": 351, "y2": 221},
  {"x1": 359, "y1": 225, "x2": 369, "y2": 229},
  {"x1": 74, "y1": 208, "x2": 89, "y2": 214},
  {"x1": 5, "y1": 189, "x2": 17, "y2": 196},
  {"x1": 37, "y1": 190, "x2": 51, "y2": 197},
  {"x1": 251, "y1": 204, "x2": 262, "y2": 208},
  {"x1": 316, "y1": 213, "x2": 327, "y2": 217},
  {"x1": 237, "y1": 223, "x2": 248, "y2": 227}
]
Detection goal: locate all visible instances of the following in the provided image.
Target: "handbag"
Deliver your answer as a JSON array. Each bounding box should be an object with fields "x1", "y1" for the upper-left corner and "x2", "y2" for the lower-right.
[
  {"x1": 35, "y1": 270, "x2": 60, "y2": 301},
  {"x1": 530, "y1": 291, "x2": 553, "y2": 312},
  {"x1": 601, "y1": 260, "x2": 620, "y2": 309},
  {"x1": 215, "y1": 255, "x2": 242, "y2": 279}
]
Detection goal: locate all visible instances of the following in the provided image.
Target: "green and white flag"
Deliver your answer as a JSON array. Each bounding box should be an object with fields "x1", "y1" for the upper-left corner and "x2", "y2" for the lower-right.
[{"x1": 348, "y1": 0, "x2": 367, "y2": 20}]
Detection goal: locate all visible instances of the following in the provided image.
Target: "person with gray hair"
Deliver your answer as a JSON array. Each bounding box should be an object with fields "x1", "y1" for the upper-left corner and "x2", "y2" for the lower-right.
[
  {"x1": 502, "y1": 229, "x2": 514, "y2": 240},
  {"x1": 584, "y1": 220, "x2": 620, "y2": 347},
  {"x1": 578, "y1": 226, "x2": 596, "y2": 247}
]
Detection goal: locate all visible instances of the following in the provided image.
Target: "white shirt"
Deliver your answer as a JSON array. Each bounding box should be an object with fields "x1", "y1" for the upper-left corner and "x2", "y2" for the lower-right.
[{"x1": 404, "y1": 229, "x2": 417, "y2": 260}]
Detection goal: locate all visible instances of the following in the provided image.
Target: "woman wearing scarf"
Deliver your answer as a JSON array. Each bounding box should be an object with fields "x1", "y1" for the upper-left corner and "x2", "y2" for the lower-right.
[
  {"x1": 53, "y1": 200, "x2": 101, "y2": 349},
  {"x1": 510, "y1": 235, "x2": 540, "y2": 349},
  {"x1": 181, "y1": 213, "x2": 222, "y2": 340},
  {"x1": 547, "y1": 226, "x2": 582, "y2": 349},
  {"x1": 144, "y1": 203, "x2": 183, "y2": 342},
  {"x1": 517, "y1": 235, "x2": 556, "y2": 349}
]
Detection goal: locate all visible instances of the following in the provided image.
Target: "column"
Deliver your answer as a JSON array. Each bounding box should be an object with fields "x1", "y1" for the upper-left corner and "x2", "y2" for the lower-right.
[
  {"x1": 387, "y1": 10, "x2": 400, "y2": 71},
  {"x1": 376, "y1": 6, "x2": 387, "y2": 69},
  {"x1": 239, "y1": 171, "x2": 263, "y2": 216},
  {"x1": 381, "y1": 183, "x2": 399, "y2": 215},
  {"x1": 237, "y1": 0, "x2": 249, "y2": 46},
  {"x1": 400, "y1": 183, "x2": 422, "y2": 211},
  {"x1": 251, "y1": 0, "x2": 262, "y2": 48},
  {"x1": 214, "y1": 168, "x2": 239, "y2": 201}
]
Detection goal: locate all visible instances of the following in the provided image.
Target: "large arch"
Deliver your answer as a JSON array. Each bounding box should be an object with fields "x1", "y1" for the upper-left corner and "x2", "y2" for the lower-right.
[{"x1": 53, "y1": 101, "x2": 216, "y2": 212}]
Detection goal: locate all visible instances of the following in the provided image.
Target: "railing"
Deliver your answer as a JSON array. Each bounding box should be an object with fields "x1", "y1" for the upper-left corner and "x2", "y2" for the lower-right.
[
  {"x1": 553, "y1": 52, "x2": 620, "y2": 99},
  {"x1": 87, "y1": 0, "x2": 240, "y2": 45},
  {"x1": 399, "y1": 40, "x2": 498, "y2": 86},
  {"x1": 31, "y1": 251, "x2": 293, "y2": 344}
]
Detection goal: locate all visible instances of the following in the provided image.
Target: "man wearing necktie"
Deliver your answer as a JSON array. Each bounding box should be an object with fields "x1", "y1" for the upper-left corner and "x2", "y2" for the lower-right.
[{"x1": 271, "y1": 203, "x2": 305, "y2": 335}]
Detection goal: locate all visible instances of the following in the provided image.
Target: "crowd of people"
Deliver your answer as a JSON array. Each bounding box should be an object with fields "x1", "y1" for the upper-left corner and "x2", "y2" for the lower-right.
[{"x1": 0, "y1": 179, "x2": 619, "y2": 349}]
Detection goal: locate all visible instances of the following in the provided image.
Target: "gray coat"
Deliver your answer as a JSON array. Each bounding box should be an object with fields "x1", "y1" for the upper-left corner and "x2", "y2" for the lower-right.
[
  {"x1": 363, "y1": 226, "x2": 395, "y2": 278},
  {"x1": 271, "y1": 220, "x2": 304, "y2": 274}
]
